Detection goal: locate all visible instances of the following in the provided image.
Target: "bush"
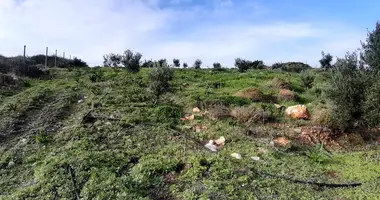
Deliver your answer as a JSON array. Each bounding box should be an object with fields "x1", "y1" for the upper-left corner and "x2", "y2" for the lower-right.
[
  {"x1": 207, "y1": 104, "x2": 230, "y2": 120},
  {"x1": 271, "y1": 62, "x2": 311, "y2": 73},
  {"x1": 141, "y1": 59, "x2": 154, "y2": 68},
  {"x1": 235, "y1": 58, "x2": 264, "y2": 72},
  {"x1": 0, "y1": 73, "x2": 18, "y2": 86},
  {"x1": 268, "y1": 77, "x2": 291, "y2": 89},
  {"x1": 183, "y1": 63, "x2": 188, "y2": 68},
  {"x1": 230, "y1": 105, "x2": 271, "y2": 123},
  {"x1": 148, "y1": 62, "x2": 174, "y2": 101},
  {"x1": 277, "y1": 89, "x2": 297, "y2": 101},
  {"x1": 213, "y1": 62, "x2": 222, "y2": 71},
  {"x1": 234, "y1": 88, "x2": 264, "y2": 102},
  {"x1": 300, "y1": 71, "x2": 315, "y2": 89},
  {"x1": 325, "y1": 51, "x2": 369, "y2": 130}
]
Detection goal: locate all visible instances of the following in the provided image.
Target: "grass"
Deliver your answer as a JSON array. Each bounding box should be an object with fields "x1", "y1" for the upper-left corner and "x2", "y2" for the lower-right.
[{"x1": 0, "y1": 67, "x2": 379, "y2": 199}]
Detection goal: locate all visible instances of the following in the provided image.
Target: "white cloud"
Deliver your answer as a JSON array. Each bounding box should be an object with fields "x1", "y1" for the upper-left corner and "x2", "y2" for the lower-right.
[{"x1": 0, "y1": 0, "x2": 366, "y2": 67}]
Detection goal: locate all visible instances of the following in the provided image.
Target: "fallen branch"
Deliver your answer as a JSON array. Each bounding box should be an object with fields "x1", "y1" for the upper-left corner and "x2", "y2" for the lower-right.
[{"x1": 254, "y1": 169, "x2": 362, "y2": 188}]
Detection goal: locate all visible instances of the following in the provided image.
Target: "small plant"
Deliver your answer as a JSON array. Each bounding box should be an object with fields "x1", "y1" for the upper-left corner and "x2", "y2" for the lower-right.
[
  {"x1": 230, "y1": 105, "x2": 271, "y2": 123},
  {"x1": 300, "y1": 72, "x2": 315, "y2": 89},
  {"x1": 234, "y1": 88, "x2": 264, "y2": 102},
  {"x1": 207, "y1": 104, "x2": 231, "y2": 120}
]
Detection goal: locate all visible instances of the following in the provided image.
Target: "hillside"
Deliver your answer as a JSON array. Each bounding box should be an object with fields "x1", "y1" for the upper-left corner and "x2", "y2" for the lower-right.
[{"x1": 0, "y1": 67, "x2": 379, "y2": 199}]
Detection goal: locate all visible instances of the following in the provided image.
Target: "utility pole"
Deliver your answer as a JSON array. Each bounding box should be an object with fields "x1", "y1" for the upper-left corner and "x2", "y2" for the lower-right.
[
  {"x1": 70, "y1": 55, "x2": 71, "y2": 60},
  {"x1": 45, "y1": 47, "x2": 48, "y2": 68},
  {"x1": 55, "y1": 49, "x2": 57, "y2": 67},
  {"x1": 63, "y1": 52, "x2": 65, "y2": 59}
]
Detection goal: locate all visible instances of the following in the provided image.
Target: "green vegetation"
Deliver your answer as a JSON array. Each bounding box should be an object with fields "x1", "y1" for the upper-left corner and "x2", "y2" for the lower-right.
[{"x1": 0, "y1": 19, "x2": 380, "y2": 200}]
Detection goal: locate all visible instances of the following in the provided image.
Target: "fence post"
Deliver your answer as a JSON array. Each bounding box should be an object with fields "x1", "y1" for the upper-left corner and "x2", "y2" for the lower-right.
[
  {"x1": 45, "y1": 47, "x2": 48, "y2": 68},
  {"x1": 55, "y1": 49, "x2": 57, "y2": 67},
  {"x1": 23, "y1": 45, "x2": 26, "y2": 66}
]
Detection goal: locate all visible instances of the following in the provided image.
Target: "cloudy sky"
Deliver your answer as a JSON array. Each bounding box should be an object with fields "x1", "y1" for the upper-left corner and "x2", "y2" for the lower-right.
[{"x1": 0, "y1": 0, "x2": 379, "y2": 67}]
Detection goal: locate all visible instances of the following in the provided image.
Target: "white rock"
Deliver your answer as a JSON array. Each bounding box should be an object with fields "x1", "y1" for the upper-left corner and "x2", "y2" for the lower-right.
[
  {"x1": 231, "y1": 153, "x2": 242, "y2": 159},
  {"x1": 251, "y1": 156, "x2": 261, "y2": 161},
  {"x1": 205, "y1": 140, "x2": 218, "y2": 152},
  {"x1": 78, "y1": 99, "x2": 84, "y2": 103}
]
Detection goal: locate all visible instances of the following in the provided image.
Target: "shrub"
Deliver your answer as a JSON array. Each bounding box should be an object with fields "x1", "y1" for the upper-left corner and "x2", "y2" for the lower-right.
[
  {"x1": 268, "y1": 77, "x2": 291, "y2": 89},
  {"x1": 234, "y1": 88, "x2": 264, "y2": 102},
  {"x1": 183, "y1": 62, "x2": 188, "y2": 68},
  {"x1": 230, "y1": 105, "x2": 271, "y2": 123},
  {"x1": 300, "y1": 71, "x2": 315, "y2": 89},
  {"x1": 272, "y1": 62, "x2": 311, "y2": 73},
  {"x1": 213, "y1": 62, "x2": 222, "y2": 71},
  {"x1": 207, "y1": 104, "x2": 230, "y2": 120},
  {"x1": 311, "y1": 104, "x2": 334, "y2": 126},
  {"x1": 0, "y1": 73, "x2": 18, "y2": 86},
  {"x1": 15, "y1": 64, "x2": 48, "y2": 78},
  {"x1": 235, "y1": 58, "x2": 264, "y2": 72},
  {"x1": 148, "y1": 62, "x2": 174, "y2": 101},
  {"x1": 362, "y1": 77, "x2": 380, "y2": 127},
  {"x1": 277, "y1": 89, "x2": 297, "y2": 101},
  {"x1": 141, "y1": 59, "x2": 154, "y2": 68},
  {"x1": 325, "y1": 51, "x2": 369, "y2": 130},
  {"x1": 193, "y1": 59, "x2": 202, "y2": 69},
  {"x1": 153, "y1": 105, "x2": 183, "y2": 125}
]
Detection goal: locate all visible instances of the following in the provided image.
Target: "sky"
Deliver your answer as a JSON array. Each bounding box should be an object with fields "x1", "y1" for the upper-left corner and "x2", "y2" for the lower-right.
[{"x1": 0, "y1": 0, "x2": 379, "y2": 67}]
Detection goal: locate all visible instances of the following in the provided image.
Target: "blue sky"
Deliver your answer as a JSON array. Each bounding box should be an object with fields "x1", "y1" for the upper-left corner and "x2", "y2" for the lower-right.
[{"x1": 0, "y1": 0, "x2": 379, "y2": 67}]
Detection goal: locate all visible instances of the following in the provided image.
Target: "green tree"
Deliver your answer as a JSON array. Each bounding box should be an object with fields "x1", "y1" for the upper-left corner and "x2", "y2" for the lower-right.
[
  {"x1": 319, "y1": 51, "x2": 333, "y2": 70},
  {"x1": 173, "y1": 58, "x2": 180, "y2": 67},
  {"x1": 121, "y1": 49, "x2": 142, "y2": 72},
  {"x1": 361, "y1": 21, "x2": 380, "y2": 72},
  {"x1": 183, "y1": 62, "x2": 188, "y2": 68},
  {"x1": 149, "y1": 61, "x2": 174, "y2": 101},
  {"x1": 193, "y1": 59, "x2": 202, "y2": 69},
  {"x1": 213, "y1": 62, "x2": 222, "y2": 70}
]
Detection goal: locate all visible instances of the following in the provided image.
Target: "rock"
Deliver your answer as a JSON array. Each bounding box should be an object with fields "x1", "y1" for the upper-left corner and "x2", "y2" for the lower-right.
[
  {"x1": 214, "y1": 136, "x2": 225, "y2": 146},
  {"x1": 78, "y1": 99, "x2": 84, "y2": 103},
  {"x1": 285, "y1": 105, "x2": 310, "y2": 120},
  {"x1": 231, "y1": 153, "x2": 242, "y2": 159},
  {"x1": 273, "y1": 137, "x2": 290, "y2": 146},
  {"x1": 7, "y1": 161, "x2": 15, "y2": 168},
  {"x1": 251, "y1": 156, "x2": 261, "y2": 161},
  {"x1": 105, "y1": 122, "x2": 112, "y2": 126},
  {"x1": 185, "y1": 114, "x2": 195, "y2": 121},
  {"x1": 205, "y1": 140, "x2": 218, "y2": 152},
  {"x1": 192, "y1": 107, "x2": 201, "y2": 113}
]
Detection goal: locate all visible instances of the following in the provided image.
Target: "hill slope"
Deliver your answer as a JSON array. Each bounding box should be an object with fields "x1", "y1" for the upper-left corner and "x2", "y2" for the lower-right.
[{"x1": 0, "y1": 67, "x2": 379, "y2": 199}]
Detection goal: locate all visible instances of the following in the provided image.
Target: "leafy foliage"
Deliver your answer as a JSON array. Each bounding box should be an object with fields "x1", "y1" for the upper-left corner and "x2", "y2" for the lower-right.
[
  {"x1": 173, "y1": 58, "x2": 180, "y2": 67},
  {"x1": 149, "y1": 62, "x2": 174, "y2": 100},
  {"x1": 319, "y1": 51, "x2": 333, "y2": 70},
  {"x1": 183, "y1": 62, "x2": 188, "y2": 68},
  {"x1": 121, "y1": 49, "x2": 142, "y2": 72},
  {"x1": 361, "y1": 21, "x2": 380, "y2": 72},
  {"x1": 193, "y1": 59, "x2": 202, "y2": 69},
  {"x1": 235, "y1": 58, "x2": 264, "y2": 72}
]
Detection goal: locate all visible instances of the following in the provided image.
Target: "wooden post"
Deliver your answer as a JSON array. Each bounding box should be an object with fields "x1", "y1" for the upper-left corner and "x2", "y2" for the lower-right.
[
  {"x1": 23, "y1": 45, "x2": 26, "y2": 65},
  {"x1": 55, "y1": 49, "x2": 57, "y2": 67},
  {"x1": 45, "y1": 47, "x2": 48, "y2": 68}
]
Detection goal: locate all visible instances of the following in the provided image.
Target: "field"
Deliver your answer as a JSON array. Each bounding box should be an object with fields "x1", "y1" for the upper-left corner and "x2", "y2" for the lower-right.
[{"x1": 0, "y1": 67, "x2": 379, "y2": 200}]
